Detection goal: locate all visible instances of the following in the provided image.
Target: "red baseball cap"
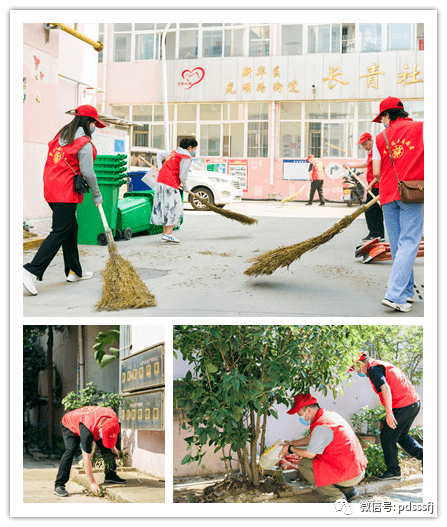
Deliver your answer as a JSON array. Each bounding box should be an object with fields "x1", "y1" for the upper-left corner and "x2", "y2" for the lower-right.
[
  {"x1": 372, "y1": 96, "x2": 405, "y2": 123},
  {"x1": 306, "y1": 155, "x2": 315, "y2": 161},
  {"x1": 348, "y1": 352, "x2": 368, "y2": 372},
  {"x1": 357, "y1": 133, "x2": 372, "y2": 144},
  {"x1": 75, "y1": 104, "x2": 107, "y2": 128},
  {"x1": 287, "y1": 394, "x2": 318, "y2": 415},
  {"x1": 101, "y1": 418, "x2": 120, "y2": 448}
]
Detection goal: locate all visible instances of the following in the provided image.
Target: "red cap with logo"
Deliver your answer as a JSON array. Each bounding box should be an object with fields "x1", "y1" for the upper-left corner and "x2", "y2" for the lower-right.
[
  {"x1": 357, "y1": 133, "x2": 372, "y2": 144},
  {"x1": 101, "y1": 418, "x2": 120, "y2": 448},
  {"x1": 372, "y1": 96, "x2": 405, "y2": 123},
  {"x1": 75, "y1": 104, "x2": 107, "y2": 128},
  {"x1": 287, "y1": 393, "x2": 318, "y2": 415},
  {"x1": 348, "y1": 351, "x2": 368, "y2": 372}
]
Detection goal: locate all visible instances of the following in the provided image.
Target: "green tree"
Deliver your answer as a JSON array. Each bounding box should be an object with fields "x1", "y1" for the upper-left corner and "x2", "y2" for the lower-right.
[{"x1": 173, "y1": 325, "x2": 360, "y2": 486}]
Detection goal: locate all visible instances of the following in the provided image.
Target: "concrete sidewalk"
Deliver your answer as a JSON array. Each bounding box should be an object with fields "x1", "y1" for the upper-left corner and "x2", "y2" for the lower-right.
[
  {"x1": 23, "y1": 455, "x2": 165, "y2": 503},
  {"x1": 22, "y1": 201, "x2": 424, "y2": 317}
]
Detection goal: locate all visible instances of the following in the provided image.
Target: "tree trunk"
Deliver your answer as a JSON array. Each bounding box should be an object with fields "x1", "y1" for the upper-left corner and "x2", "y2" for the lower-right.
[
  {"x1": 47, "y1": 326, "x2": 54, "y2": 454},
  {"x1": 249, "y1": 410, "x2": 259, "y2": 486},
  {"x1": 260, "y1": 412, "x2": 268, "y2": 455}
]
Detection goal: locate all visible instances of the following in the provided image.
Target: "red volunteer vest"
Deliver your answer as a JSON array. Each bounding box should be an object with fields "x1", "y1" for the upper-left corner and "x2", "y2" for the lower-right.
[
  {"x1": 367, "y1": 359, "x2": 419, "y2": 409},
  {"x1": 43, "y1": 134, "x2": 97, "y2": 204},
  {"x1": 366, "y1": 150, "x2": 378, "y2": 188},
  {"x1": 310, "y1": 160, "x2": 325, "y2": 181},
  {"x1": 157, "y1": 150, "x2": 191, "y2": 189},
  {"x1": 375, "y1": 118, "x2": 424, "y2": 205},
  {"x1": 310, "y1": 408, "x2": 368, "y2": 487},
  {"x1": 62, "y1": 406, "x2": 117, "y2": 441}
]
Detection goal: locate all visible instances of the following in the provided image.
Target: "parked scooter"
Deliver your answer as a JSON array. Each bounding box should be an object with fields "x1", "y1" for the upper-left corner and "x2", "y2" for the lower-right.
[{"x1": 342, "y1": 168, "x2": 364, "y2": 207}]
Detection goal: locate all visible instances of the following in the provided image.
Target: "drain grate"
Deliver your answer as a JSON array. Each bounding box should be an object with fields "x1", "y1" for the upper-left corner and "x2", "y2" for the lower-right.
[{"x1": 414, "y1": 284, "x2": 424, "y2": 301}]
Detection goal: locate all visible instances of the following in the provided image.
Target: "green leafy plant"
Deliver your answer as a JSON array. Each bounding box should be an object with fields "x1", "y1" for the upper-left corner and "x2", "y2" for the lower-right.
[
  {"x1": 351, "y1": 406, "x2": 386, "y2": 436},
  {"x1": 363, "y1": 442, "x2": 403, "y2": 478},
  {"x1": 93, "y1": 326, "x2": 120, "y2": 369},
  {"x1": 62, "y1": 382, "x2": 122, "y2": 414}
]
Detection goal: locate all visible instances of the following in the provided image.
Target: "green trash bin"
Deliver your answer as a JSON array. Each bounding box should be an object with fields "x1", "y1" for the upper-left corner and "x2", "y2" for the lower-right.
[
  {"x1": 77, "y1": 177, "x2": 127, "y2": 245},
  {"x1": 117, "y1": 190, "x2": 182, "y2": 240}
]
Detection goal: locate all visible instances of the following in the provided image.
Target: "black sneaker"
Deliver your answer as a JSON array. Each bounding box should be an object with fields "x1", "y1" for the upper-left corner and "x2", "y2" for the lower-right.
[
  {"x1": 377, "y1": 471, "x2": 401, "y2": 480},
  {"x1": 104, "y1": 473, "x2": 127, "y2": 484},
  {"x1": 344, "y1": 488, "x2": 359, "y2": 502},
  {"x1": 305, "y1": 202, "x2": 312, "y2": 206},
  {"x1": 54, "y1": 486, "x2": 68, "y2": 497}
]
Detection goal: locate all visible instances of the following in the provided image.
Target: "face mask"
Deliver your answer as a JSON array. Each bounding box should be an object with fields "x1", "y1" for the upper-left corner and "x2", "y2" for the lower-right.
[
  {"x1": 383, "y1": 122, "x2": 389, "y2": 129},
  {"x1": 190, "y1": 149, "x2": 196, "y2": 157},
  {"x1": 91, "y1": 124, "x2": 96, "y2": 134},
  {"x1": 357, "y1": 372, "x2": 367, "y2": 378},
  {"x1": 299, "y1": 416, "x2": 310, "y2": 426}
]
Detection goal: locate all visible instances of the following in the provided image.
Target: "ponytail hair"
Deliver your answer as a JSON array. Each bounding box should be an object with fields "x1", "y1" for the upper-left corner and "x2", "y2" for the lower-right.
[
  {"x1": 179, "y1": 137, "x2": 198, "y2": 150},
  {"x1": 56, "y1": 116, "x2": 95, "y2": 144}
]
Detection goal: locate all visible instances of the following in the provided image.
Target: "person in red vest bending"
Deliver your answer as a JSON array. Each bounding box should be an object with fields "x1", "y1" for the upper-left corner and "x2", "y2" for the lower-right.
[
  {"x1": 368, "y1": 96, "x2": 424, "y2": 313},
  {"x1": 54, "y1": 406, "x2": 126, "y2": 497},
  {"x1": 150, "y1": 137, "x2": 198, "y2": 243},
  {"x1": 305, "y1": 154, "x2": 326, "y2": 206},
  {"x1": 350, "y1": 352, "x2": 423, "y2": 480},
  {"x1": 344, "y1": 132, "x2": 385, "y2": 242},
  {"x1": 23, "y1": 105, "x2": 106, "y2": 296},
  {"x1": 280, "y1": 393, "x2": 367, "y2": 503}
]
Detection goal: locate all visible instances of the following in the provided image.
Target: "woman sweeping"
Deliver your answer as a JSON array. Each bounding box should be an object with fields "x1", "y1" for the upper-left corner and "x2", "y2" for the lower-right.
[
  {"x1": 150, "y1": 137, "x2": 198, "y2": 243},
  {"x1": 23, "y1": 105, "x2": 106, "y2": 296}
]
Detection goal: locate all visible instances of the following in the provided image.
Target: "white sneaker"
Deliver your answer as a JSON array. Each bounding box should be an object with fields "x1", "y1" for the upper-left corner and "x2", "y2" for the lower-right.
[
  {"x1": 161, "y1": 234, "x2": 180, "y2": 243},
  {"x1": 23, "y1": 268, "x2": 38, "y2": 295},
  {"x1": 407, "y1": 296, "x2": 414, "y2": 303},
  {"x1": 381, "y1": 298, "x2": 412, "y2": 312},
  {"x1": 66, "y1": 270, "x2": 94, "y2": 282}
]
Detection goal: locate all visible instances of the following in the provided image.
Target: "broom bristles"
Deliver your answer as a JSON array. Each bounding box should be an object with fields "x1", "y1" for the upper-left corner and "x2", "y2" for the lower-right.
[
  {"x1": 190, "y1": 191, "x2": 258, "y2": 225},
  {"x1": 245, "y1": 198, "x2": 378, "y2": 277},
  {"x1": 96, "y1": 247, "x2": 157, "y2": 311}
]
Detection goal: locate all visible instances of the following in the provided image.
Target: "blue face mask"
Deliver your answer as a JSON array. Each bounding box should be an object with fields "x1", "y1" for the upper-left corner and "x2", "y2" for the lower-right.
[
  {"x1": 357, "y1": 372, "x2": 367, "y2": 378},
  {"x1": 190, "y1": 149, "x2": 196, "y2": 157},
  {"x1": 383, "y1": 122, "x2": 389, "y2": 129},
  {"x1": 91, "y1": 124, "x2": 96, "y2": 134},
  {"x1": 299, "y1": 416, "x2": 310, "y2": 426}
]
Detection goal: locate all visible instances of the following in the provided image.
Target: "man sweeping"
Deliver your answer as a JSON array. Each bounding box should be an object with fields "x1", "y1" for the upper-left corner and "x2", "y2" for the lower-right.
[
  {"x1": 54, "y1": 406, "x2": 126, "y2": 497},
  {"x1": 280, "y1": 394, "x2": 367, "y2": 503},
  {"x1": 350, "y1": 352, "x2": 423, "y2": 480},
  {"x1": 305, "y1": 154, "x2": 326, "y2": 206}
]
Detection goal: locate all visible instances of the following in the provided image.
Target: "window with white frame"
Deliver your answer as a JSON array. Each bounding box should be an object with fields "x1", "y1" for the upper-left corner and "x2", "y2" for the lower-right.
[
  {"x1": 247, "y1": 102, "x2": 269, "y2": 157},
  {"x1": 134, "y1": 23, "x2": 156, "y2": 60},
  {"x1": 279, "y1": 101, "x2": 302, "y2": 158},
  {"x1": 179, "y1": 26, "x2": 198, "y2": 59},
  {"x1": 387, "y1": 23, "x2": 413, "y2": 51},
  {"x1": 281, "y1": 25, "x2": 303, "y2": 56},
  {"x1": 113, "y1": 23, "x2": 132, "y2": 62},
  {"x1": 202, "y1": 24, "x2": 223, "y2": 57},
  {"x1": 224, "y1": 26, "x2": 244, "y2": 57},
  {"x1": 249, "y1": 25, "x2": 270, "y2": 57},
  {"x1": 359, "y1": 24, "x2": 382, "y2": 52}
]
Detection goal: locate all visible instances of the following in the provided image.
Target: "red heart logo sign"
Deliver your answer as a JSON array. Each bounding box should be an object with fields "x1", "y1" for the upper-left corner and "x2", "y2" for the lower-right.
[{"x1": 181, "y1": 67, "x2": 205, "y2": 89}]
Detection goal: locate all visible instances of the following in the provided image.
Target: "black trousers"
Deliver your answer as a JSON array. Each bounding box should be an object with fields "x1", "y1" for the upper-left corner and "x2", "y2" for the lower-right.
[
  {"x1": 24, "y1": 203, "x2": 82, "y2": 280},
  {"x1": 364, "y1": 188, "x2": 385, "y2": 238},
  {"x1": 308, "y1": 180, "x2": 325, "y2": 204},
  {"x1": 380, "y1": 401, "x2": 423, "y2": 474},
  {"x1": 54, "y1": 425, "x2": 118, "y2": 488}
]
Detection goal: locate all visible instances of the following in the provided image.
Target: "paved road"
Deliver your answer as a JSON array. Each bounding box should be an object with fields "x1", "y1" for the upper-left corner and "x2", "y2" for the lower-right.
[{"x1": 22, "y1": 201, "x2": 424, "y2": 317}]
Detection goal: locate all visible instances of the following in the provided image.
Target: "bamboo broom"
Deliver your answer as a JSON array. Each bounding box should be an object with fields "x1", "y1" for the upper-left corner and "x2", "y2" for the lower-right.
[
  {"x1": 244, "y1": 195, "x2": 380, "y2": 277},
  {"x1": 141, "y1": 158, "x2": 258, "y2": 226},
  {"x1": 280, "y1": 180, "x2": 309, "y2": 204},
  {"x1": 96, "y1": 204, "x2": 156, "y2": 310}
]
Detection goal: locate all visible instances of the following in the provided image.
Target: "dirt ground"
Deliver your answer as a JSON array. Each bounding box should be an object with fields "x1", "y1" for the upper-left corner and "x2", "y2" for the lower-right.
[{"x1": 173, "y1": 457, "x2": 422, "y2": 504}]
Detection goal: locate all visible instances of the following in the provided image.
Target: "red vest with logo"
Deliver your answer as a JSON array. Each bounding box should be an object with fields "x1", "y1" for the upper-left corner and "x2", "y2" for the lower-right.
[
  {"x1": 157, "y1": 150, "x2": 190, "y2": 189},
  {"x1": 43, "y1": 134, "x2": 97, "y2": 204},
  {"x1": 375, "y1": 118, "x2": 424, "y2": 205},
  {"x1": 310, "y1": 160, "x2": 325, "y2": 181},
  {"x1": 62, "y1": 406, "x2": 117, "y2": 441},
  {"x1": 367, "y1": 359, "x2": 419, "y2": 409},
  {"x1": 366, "y1": 150, "x2": 379, "y2": 188},
  {"x1": 310, "y1": 408, "x2": 368, "y2": 487}
]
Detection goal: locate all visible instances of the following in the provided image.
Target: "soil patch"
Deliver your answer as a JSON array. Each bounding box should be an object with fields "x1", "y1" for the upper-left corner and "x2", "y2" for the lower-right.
[{"x1": 174, "y1": 457, "x2": 422, "y2": 504}]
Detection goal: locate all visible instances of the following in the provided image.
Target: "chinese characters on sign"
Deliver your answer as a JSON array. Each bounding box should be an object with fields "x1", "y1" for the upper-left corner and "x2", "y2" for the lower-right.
[{"x1": 224, "y1": 63, "x2": 423, "y2": 96}]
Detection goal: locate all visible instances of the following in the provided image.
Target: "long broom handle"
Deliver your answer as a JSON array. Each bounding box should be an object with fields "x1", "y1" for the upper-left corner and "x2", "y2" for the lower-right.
[
  {"x1": 346, "y1": 167, "x2": 376, "y2": 200},
  {"x1": 98, "y1": 203, "x2": 110, "y2": 231}
]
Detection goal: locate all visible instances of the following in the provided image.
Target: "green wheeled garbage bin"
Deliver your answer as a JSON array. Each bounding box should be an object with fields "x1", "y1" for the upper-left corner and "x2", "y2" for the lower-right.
[
  {"x1": 116, "y1": 190, "x2": 183, "y2": 240},
  {"x1": 77, "y1": 176, "x2": 127, "y2": 245}
]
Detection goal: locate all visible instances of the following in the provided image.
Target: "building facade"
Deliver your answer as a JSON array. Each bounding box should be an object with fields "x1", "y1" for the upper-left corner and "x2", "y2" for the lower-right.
[{"x1": 98, "y1": 21, "x2": 424, "y2": 201}]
